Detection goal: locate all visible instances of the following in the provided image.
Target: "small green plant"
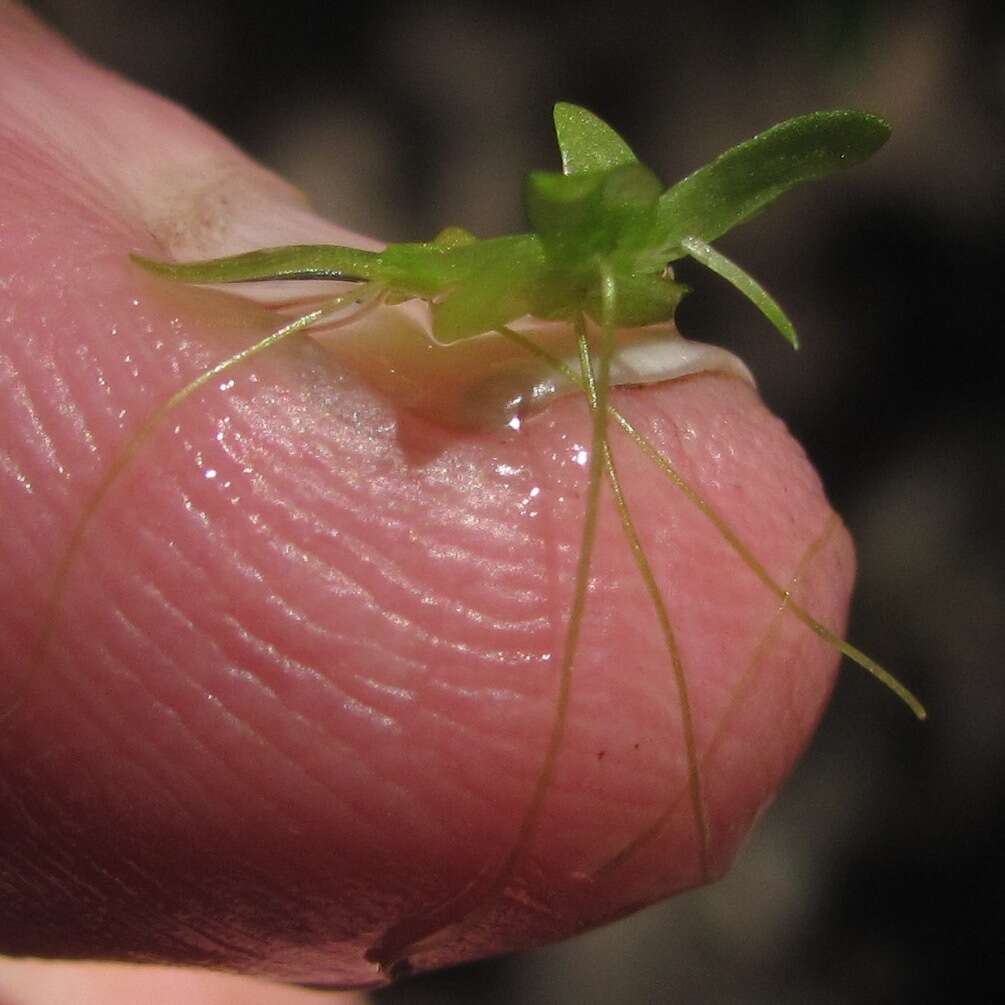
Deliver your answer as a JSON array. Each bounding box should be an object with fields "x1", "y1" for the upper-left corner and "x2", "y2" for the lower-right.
[{"x1": 38, "y1": 103, "x2": 925, "y2": 975}]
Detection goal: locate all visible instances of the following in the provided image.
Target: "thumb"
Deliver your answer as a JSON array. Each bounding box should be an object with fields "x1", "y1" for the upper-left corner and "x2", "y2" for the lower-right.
[{"x1": 1, "y1": 3, "x2": 855, "y2": 989}]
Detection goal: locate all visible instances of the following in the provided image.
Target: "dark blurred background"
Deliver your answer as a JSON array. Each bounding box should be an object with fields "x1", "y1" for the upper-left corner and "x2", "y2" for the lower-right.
[{"x1": 23, "y1": 1, "x2": 1004, "y2": 1001}]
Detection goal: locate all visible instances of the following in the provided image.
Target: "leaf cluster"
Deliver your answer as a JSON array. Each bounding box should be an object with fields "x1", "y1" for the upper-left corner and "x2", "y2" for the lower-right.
[{"x1": 133, "y1": 103, "x2": 890, "y2": 348}]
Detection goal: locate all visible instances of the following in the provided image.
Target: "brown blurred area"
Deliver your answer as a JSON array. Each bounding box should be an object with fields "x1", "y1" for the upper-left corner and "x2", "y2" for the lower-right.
[{"x1": 20, "y1": 1, "x2": 1005, "y2": 1002}]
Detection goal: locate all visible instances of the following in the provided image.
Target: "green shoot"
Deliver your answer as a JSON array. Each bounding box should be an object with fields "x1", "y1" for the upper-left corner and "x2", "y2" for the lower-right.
[{"x1": 681, "y1": 236, "x2": 799, "y2": 348}]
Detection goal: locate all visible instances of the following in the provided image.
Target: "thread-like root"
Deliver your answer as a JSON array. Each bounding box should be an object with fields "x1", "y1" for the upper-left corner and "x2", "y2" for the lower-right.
[
  {"x1": 500, "y1": 327, "x2": 927, "y2": 721},
  {"x1": 594, "y1": 512, "x2": 841, "y2": 876},
  {"x1": 582, "y1": 352, "x2": 710, "y2": 881},
  {"x1": 612, "y1": 408, "x2": 927, "y2": 720},
  {"x1": 24, "y1": 283, "x2": 382, "y2": 689},
  {"x1": 367, "y1": 315, "x2": 613, "y2": 972},
  {"x1": 371, "y1": 290, "x2": 713, "y2": 972}
]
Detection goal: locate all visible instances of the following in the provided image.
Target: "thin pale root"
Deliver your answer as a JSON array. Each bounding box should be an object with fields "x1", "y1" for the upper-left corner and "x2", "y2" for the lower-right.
[
  {"x1": 373, "y1": 291, "x2": 711, "y2": 971},
  {"x1": 24, "y1": 284, "x2": 382, "y2": 691}
]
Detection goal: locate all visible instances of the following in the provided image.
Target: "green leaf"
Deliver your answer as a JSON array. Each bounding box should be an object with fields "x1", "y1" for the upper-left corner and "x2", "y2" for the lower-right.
[
  {"x1": 131, "y1": 244, "x2": 381, "y2": 283},
  {"x1": 681, "y1": 236, "x2": 798, "y2": 348},
  {"x1": 553, "y1": 102, "x2": 639, "y2": 176},
  {"x1": 525, "y1": 163, "x2": 663, "y2": 265},
  {"x1": 657, "y1": 110, "x2": 891, "y2": 255}
]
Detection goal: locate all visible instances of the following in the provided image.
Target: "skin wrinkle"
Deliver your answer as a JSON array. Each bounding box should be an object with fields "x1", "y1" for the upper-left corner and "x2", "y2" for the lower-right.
[
  {"x1": 0, "y1": 820, "x2": 230, "y2": 960},
  {"x1": 102, "y1": 593, "x2": 395, "y2": 838},
  {"x1": 132, "y1": 462, "x2": 546, "y2": 856},
  {"x1": 256, "y1": 493, "x2": 541, "y2": 638},
  {"x1": 96, "y1": 432, "x2": 408, "y2": 683},
  {"x1": 114, "y1": 868, "x2": 263, "y2": 966},
  {"x1": 1, "y1": 849, "x2": 134, "y2": 944},
  {"x1": 204, "y1": 375, "x2": 550, "y2": 642},
  {"x1": 91, "y1": 849, "x2": 262, "y2": 964},
  {"x1": 2, "y1": 759, "x2": 287, "y2": 956},
  {"x1": 6, "y1": 667, "x2": 365, "y2": 964},
  {"x1": 98, "y1": 585, "x2": 364, "y2": 828},
  {"x1": 47, "y1": 510, "x2": 410, "y2": 844},
  {"x1": 0, "y1": 133, "x2": 110, "y2": 250},
  {"x1": 45, "y1": 625, "x2": 242, "y2": 834},
  {"x1": 0, "y1": 338, "x2": 68, "y2": 485},
  {"x1": 248, "y1": 514, "x2": 543, "y2": 664}
]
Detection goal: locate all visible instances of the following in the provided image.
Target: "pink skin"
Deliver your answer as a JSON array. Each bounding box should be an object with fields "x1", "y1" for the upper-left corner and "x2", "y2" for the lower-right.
[{"x1": 0, "y1": 4, "x2": 855, "y2": 994}]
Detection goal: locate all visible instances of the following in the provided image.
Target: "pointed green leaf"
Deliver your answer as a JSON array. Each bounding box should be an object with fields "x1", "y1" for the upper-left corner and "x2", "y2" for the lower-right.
[
  {"x1": 131, "y1": 244, "x2": 382, "y2": 283},
  {"x1": 553, "y1": 102, "x2": 639, "y2": 176},
  {"x1": 658, "y1": 110, "x2": 891, "y2": 255},
  {"x1": 681, "y1": 236, "x2": 798, "y2": 347}
]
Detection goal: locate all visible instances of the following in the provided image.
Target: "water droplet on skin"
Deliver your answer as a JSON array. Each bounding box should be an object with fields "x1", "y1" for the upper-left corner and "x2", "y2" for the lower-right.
[{"x1": 311, "y1": 312, "x2": 564, "y2": 431}]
